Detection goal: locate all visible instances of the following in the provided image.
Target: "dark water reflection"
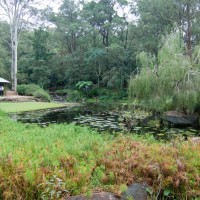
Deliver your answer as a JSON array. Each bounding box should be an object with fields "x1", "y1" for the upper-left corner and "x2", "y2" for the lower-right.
[{"x1": 9, "y1": 103, "x2": 200, "y2": 140}]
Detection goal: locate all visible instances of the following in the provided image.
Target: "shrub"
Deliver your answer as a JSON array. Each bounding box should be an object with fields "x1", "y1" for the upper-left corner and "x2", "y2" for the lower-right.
[
  {"x1": 97, "y1": 89, "x2": 128, "y2": 101},
  {"x1": 17, "y1": 84, "x2": 51, "y2": 102},
  {"x1": 66, "y1": 89, "x2": 83, "y2": 102},
  {"x1": 98, "y1": 88, "x2": 110, "y2": 96},
  {"x1": 17, "y1": 84, "x2": 28, "y2": 95},
  {"x1": 33, "y1": 90, "x2": 51, "y2": 102},
  {"x1": 87, "y1": 88, "x2": 98, "y2": 98},
  {"x1": 76, "y1": 81, "x2": 93, "y2": 93}
]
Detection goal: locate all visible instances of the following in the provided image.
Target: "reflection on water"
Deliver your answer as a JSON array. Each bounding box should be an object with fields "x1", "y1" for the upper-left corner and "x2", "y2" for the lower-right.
[{"x1": 9, "y1": 103, "x2": 200, "y2": 140}]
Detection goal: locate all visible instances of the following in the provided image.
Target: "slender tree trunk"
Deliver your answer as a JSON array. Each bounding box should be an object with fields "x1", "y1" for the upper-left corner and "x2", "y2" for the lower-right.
[
  {"x1": 11, "y1": 42, "x2": 14, "y2": 90},
  {"x1": 186, "y1": 2, "x2": 192, "y2": 60},
  {"x1": 11, "y1": 18, "x2": 18, "y2": 91},
  {"x1": 13, "y1": 27, "x2": 18, "y2": 91}
]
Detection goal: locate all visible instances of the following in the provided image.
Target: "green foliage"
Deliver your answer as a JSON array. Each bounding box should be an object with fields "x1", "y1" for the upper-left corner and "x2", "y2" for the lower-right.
[
  {"x1": 0, "y1": 112, "x2": 199, "y2": 199},
  {"x1": 136, "y1": 51, "x2": 156, "y2": 69},
  {"x1": 0, "y1": 22, "x2": 11, "y2": 80},
  {"x1": 87, "y1": 88, "x2": 99, "y2": 98},
  {"x1": 32, "y1": 28, "x2": 51, "y2": 62},
  {"x1": 129, "y1": 32, "x2": 200, "y2": 113},
  {"x1": 87, "y1": 88, "x2": 128, "y2": 101},
  {"x1": 30, "y1": 66, "x2": 51, "y2": 89},
  {"x1": 66, "y1": 89, "x2": 83, "y2": 102},
  {"x1": 99, "y1": 90, "x2": 128, "y2": 101},
  {"x1": 33, "y1": 90, "x2": 51, "y2": 102},
  {"x1": 17, "y1": 84, "x2": 51, "y2": 102},
  {"x1": 17, "y1": 84, "x2": 41, "y2": 95},
  {"x1": 76, "y1": 81, "x2": 93, "y2": 93},
  {"x1": 54, "y1": 88, "x2": 84, "y2": 102},
  {"x1": 39, "y1": 175, "x2": 69, "y2": 200}
]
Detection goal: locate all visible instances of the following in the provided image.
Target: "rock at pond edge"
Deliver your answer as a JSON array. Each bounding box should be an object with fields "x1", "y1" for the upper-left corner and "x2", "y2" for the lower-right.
[
  {"x1": 162, "y1": 111, "x2": 199, "y2": 127},
  {"x1": 67, "y1": 183, "x2": 147, "y2": 200},
  {"x1": 67, "y1": 192, "x2": 119, "y2": 200},
  {"x1": 121, "y1": 183, "x2": 147, "y2": 200}
]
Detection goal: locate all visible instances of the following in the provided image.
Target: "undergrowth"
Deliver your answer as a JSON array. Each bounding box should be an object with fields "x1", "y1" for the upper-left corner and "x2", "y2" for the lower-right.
[
  {"x1": 0, "y1": 111, "x2": 199, "y2": 199},
  {"x1": 17, "y1": 84, "x2": 51, "y2": 102}
]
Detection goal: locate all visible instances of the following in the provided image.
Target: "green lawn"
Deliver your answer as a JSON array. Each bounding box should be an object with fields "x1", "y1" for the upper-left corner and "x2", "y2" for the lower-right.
[{"x1": 0, "y1": 102, "x2": 74, "y2": 113}]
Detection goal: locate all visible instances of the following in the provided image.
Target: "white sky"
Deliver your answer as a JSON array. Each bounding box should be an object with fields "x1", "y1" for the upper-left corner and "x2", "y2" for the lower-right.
[
  {"x1": 0, "y1": 0, "x2": 136, "y2": 27},
  {"x1": 35, "y1": 0, "x2": 62, "y2": 12},
  {"x1": 0, "y1": 0, "x2": 61, "y2": 20}
]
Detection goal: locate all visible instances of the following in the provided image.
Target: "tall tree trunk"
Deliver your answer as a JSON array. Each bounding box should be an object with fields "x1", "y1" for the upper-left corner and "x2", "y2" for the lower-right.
[
  {"x1": 11, "y1": 17, "x2": 18, "y2": 91},
  {"x1": 13, "y1": 27, "x2": 18, "y2": 91},
  {"x1": 11, "y1": 43, "x2": 14, "y2": 90},
  {"x1": 186, "y1": 2, "x2": 192, "y2": 60}
]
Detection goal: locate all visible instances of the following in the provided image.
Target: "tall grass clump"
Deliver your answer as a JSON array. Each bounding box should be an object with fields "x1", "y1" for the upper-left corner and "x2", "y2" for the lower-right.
[
  {"x1": 129, "y1": 32, "x2": 200, "y2": 113},
  {"x1": 0, "y1": 111, "x2": 199, "y2": 199},
  {"x1": 17, "y1": 84, "x2": 51, "y2": 102}
]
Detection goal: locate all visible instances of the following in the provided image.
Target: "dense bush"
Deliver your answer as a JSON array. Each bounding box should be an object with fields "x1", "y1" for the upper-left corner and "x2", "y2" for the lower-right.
[
  {"x1": 129, "y1": 33, "x2": 200, "y2": 113},
  {"x1": 57, "y1": 87, "x2": 128, "y2": 102},
  {"x1": 17, "y1": 84, "x2": 51, "y2": 102},
  {"x1": 33, "y1": 90, "x2": 51, "y2": 102},
  {"x1": 65, "y1": 89, "x2": 83, "y2": 102},
  {"x1": 54, "y1": 89, "x2": 84, "y2": 102},
  {"x1": 87, "y1": 88, "x2": 99, "y2": 98},
  {"x1": 88, "y1": 88, "x2": 128, "y2": 101}
]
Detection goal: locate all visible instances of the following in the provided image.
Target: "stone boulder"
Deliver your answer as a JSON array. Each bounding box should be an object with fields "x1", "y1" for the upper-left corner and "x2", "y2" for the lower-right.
[
  {"x1": 121, "y1": 183, "x2": 147, "y2": 200},
  {"x1": 67, "y1": 183, "x2": 147, "y2": 200},
  {"x1": 67, "y1": 192, "x2": 119, "y2": 200},
  {"x1": 161, "y1": 111, "x2": 199, "y2": 127}
]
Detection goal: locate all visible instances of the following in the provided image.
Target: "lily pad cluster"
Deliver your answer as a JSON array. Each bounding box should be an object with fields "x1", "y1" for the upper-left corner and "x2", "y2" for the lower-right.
[{"x1": 74, "y1": 112, "x2": 121, "y2": 132}]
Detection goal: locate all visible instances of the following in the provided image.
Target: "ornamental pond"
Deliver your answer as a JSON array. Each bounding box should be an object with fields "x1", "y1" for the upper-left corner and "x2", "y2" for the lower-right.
[{"x1": 10, "y1": 103, "x2": 200, "y2": 141}]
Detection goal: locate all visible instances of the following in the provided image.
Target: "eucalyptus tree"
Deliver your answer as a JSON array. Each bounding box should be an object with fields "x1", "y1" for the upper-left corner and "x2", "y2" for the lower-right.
[
  {"x1": 133, "y1": 0, "x2": 200, "y2": 59},
  {"x1": 48, "y1": 0, "x2": 85, "y2": 54},
  {"x1": 0, "y1": 0, "x2": 36, "y2": 91},
  {"x1": 82, "y1": 0, "x2": 128, "y2": 47},
  {"x1": 131, "y1": 0, "x2": 175, "y2": 56},
  {"x1": 173, "y1": 0, "x2": 200, "y2": 59}
]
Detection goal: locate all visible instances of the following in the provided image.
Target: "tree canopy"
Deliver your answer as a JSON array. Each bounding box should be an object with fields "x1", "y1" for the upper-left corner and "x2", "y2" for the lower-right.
[{"x1": 0, "y1": 0, "x2": 199, "y2": 99}]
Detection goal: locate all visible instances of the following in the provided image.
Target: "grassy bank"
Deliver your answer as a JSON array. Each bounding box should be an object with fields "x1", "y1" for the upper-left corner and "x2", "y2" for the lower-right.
[
  {"x1": 0, "y1": 102, "x2": 76, "y2": 113},
  {"x1": 0, "y1": 111, "x2": 199, "y2": 199}
]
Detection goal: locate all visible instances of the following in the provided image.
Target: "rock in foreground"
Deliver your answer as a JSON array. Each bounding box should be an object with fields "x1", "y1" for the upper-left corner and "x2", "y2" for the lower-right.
[{"x1": 67, "y1": 183, "x2": 147, "y2": 200}]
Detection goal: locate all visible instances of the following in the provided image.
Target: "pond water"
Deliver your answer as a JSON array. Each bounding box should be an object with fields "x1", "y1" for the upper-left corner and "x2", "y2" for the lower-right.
[{"x1": 10, "y1": 103, "x2": 200, "y2": 140}]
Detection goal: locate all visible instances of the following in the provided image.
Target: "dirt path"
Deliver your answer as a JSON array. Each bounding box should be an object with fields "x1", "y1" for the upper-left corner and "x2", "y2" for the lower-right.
[{"x1": 0, "y1": 90, "x2": 35, "y2": 102}]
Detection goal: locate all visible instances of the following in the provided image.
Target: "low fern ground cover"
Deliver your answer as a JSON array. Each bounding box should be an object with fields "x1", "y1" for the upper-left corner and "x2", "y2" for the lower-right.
[{"x1": 0, "y1": 111, "x2": 199, "y2": 199}]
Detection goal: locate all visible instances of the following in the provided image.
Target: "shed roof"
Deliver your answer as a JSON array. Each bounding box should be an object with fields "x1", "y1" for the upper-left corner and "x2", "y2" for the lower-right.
[{"x1": 0, "y1": 78, "x2": 10, "y2": 83}]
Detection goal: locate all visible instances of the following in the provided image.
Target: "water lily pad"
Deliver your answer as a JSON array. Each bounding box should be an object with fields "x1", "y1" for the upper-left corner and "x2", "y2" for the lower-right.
[
  {"x1": 157, "y1": 133, "x2": 165, "y2": 136},
  {"x1": 133, "y1": 127, "x2": 142, "y2": 131}
]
